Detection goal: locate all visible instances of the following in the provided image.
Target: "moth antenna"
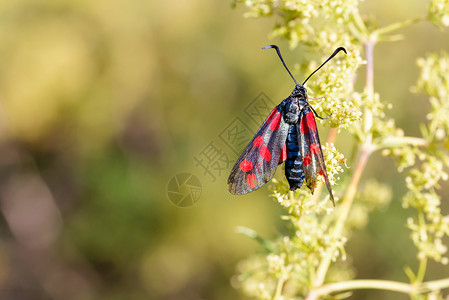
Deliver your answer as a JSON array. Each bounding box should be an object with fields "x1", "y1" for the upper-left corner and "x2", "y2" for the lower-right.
[
  {"x1": 302, "y1": 47, "x2": 347, "y2": 85},
  {"x1": 262, "y1": 45, "x2": 298, "y2": 85}
]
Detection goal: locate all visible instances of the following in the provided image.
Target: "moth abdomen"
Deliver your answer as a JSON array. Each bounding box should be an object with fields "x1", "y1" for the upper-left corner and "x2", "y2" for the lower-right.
[{"x1": 285, "y1": 125, "x2": 305, "y2": 190}]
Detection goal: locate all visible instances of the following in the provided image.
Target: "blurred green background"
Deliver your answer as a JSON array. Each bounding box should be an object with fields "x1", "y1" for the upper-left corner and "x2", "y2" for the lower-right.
[{"x1": 0, "y1": 1, "x2": 447, "y2": 299}]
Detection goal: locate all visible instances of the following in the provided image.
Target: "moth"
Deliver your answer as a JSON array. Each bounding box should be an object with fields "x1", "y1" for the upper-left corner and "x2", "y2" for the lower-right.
[{"x1": 227, "y1": 45, "x2": 347, "y2": 206}]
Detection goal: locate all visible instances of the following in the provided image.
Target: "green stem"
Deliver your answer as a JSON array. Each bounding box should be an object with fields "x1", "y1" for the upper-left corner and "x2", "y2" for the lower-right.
[
  {"x1": 349, "y1": 9, "x2": 369, "y2": 41},
  {"x1": 364, "y1": 40, "x2": 375, "y2": 143},
  {"x1": 375, "y1": 136, "x2": 429, "y2": 150},
  {"x1": 273, "y1": 277, "x2": 286, "y2": 299},
  {"x1": 307, "y1": 277, "x2": 449, "y2": 297},
  {"x1": 422, "y1": 278, "x2": 449, "y2": 291},
  {"x1": 416, "y1": 257, "x2": 427, "y2": 284},
  {"x1": 372, "y1": 16, "x2": 426, "y2": 38}
]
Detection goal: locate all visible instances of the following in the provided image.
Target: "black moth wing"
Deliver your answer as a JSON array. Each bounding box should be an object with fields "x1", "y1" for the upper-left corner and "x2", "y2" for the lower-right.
[
  {"x1": 228, "y1": 105, "x2": 289, "y2": 194},
  {"x1": 297, "y1": 107, "x2": 335, "y2": 205}
]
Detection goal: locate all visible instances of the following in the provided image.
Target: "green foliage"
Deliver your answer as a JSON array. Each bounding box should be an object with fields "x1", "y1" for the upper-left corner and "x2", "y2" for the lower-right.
[
  {"x1": 234, "y1": 0, "x2": 360, "y2": 49},
  {"x1": 429, "y1": 0, "x2": 449, "y2": 28},
  {"x1": 399, "y1": 52, "x2": 449, "y2": 264},
  {"x1": 233, "y1": 0, "x2": 449, "y2": 299}
]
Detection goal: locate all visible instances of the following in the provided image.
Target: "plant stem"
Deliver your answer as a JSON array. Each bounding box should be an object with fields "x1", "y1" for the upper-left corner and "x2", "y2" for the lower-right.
[
  {"x1": 372, "y1": 16, "x2": 426, "y2": 38},
  {"x1": 350, "y1": 9, "x2": 368, "y2": 41},
  {"x1": 306, "y1": 38, "x2": 377, "y2": 300},
  {"x1": 273, "y1": 277, "x2": 286, "y2": 299},
  {"x1": 375, "y1": 136, "x2": 429, "y2": 150},
  {"x1": 307, "y1": 277, "x2": 449, "y2": 297},
  {"x1": 364, "y1": 40, "x2": 375, "y2": 144},
  {"x1": 306, "y1": 145, "x2": 372, "y2": 300},
  {"x1": 327, "y1": 127, "x2": 338, "y2": 145},
  {"x1": 416, "y1": 257, "x2": 427, "y2": 284}
]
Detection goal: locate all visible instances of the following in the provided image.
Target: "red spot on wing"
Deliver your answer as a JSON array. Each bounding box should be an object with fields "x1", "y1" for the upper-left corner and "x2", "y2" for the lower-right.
[
  {"x1": 253, "y1": 136, "x2": 264, "y2": 147},
  {"x1": 239, "y1": 160, "x2": 253, "y2": 172},
  {"x1": 318, "y1": 169, "x2": 324, "y2": 176},
  {"x1": 310, "y1": 143, "x2": 320, "y2": 155},
  {"x1": 303, "y1": 153, "x2": 312, "y2": 166},
  {"x1": 306, "y1": 111, "x2": 317, "y2": 132},
  {"x1": 300, "y1": 116, "x2": 309, "y2": 135},
  {"x1": 246, "y1": 173, "x2": 257, "y2": 188},
  {"x1": 279, "y1": 143, "x2": 287, "y2": 163},
  {"x1": 270, "y1": 111, "x2": 281, "y2": 131},
  {"x1": 259, "y1": 145, "x2": 271, "y2": 161}
]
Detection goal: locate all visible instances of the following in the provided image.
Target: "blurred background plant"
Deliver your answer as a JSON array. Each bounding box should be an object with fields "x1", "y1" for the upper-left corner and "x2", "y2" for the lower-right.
[{"x1": 0, "y1": 1, "x2": 447, "y2": 300}]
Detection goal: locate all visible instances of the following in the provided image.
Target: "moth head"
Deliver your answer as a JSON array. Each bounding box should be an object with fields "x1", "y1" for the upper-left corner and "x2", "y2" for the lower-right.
[{"x1": 291, "y1": 84, "x2": 307, "y2": 98}]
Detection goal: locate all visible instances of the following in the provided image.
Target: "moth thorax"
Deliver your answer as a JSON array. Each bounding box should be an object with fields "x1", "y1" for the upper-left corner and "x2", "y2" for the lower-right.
[{"x1": 283, "y1": 98, "x2": 301, "y2": 124}]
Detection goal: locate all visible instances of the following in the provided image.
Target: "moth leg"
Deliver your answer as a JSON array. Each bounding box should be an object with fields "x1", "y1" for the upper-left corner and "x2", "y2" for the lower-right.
[
  {"x1": 310, "y1": 106, "x2": 332, "y2": 120},
  {"x1": 308, "y1": 96, "x2": 325, "y2": 100}
]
